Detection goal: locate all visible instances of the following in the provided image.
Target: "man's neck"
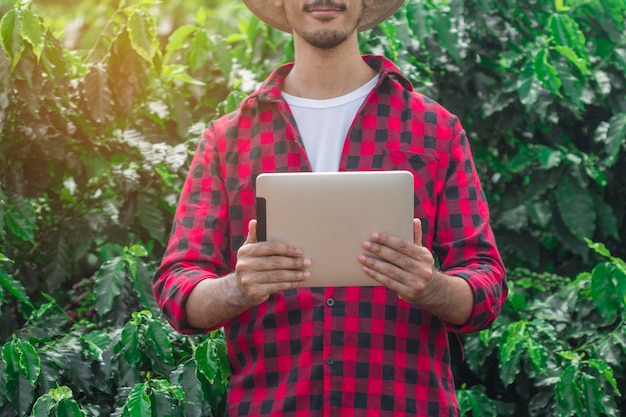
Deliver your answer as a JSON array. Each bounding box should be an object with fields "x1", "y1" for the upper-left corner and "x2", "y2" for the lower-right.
[{"x1": 282, "y1": 35, "x2": 377, "y2": 100}]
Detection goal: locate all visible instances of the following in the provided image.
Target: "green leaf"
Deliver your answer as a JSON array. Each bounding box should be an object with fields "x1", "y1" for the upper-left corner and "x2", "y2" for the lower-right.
[
  {"x1": 555, "y1": 177, "x2": 595, "y2": 239},
  {"x1": 537, "y1": 145, "x2": 562, "y2": 169},
  {"x1": 615, "y1": 266, "x2": 626, "y2": 307},
  {"x1": 602, "y1": 113, "x2": 626, "y2": 167},
  {"x1": 128, "y1": 8, "x2": 158, "y2": 63},
  {"x1": 188, "y1": 29, "x2": 214, "y2": 72},
  {"x1": 164, "y1": 24, "x2": 197, "y2": 63},
  {"x1": 94, "y1": 256, "x2": 126, "y2": 317},
  {"x1": 55, "y1": 398, "x2": 84, "y2": 417},
  {"x1": 498, "y1": 322, "x2": 526, "y2": 386},
  {"x1": 432, "y1": 13, "x2": 462, "y2": 65},
  {"x1": 174, "y1": 361, "x2": 204, "y2": 417},
  {"x1": 593, "y1": 197, "x2": 620, "y2": 241},
  {"x1": 42, "y1": 231, "x2": 72, "y2": 294},
  {"x1": 81, "y1": 330, "x2": 111, "y2": 363},
  {"x1": 549, "y1": 14, "x2": 586, "y2": 55},
  {"x1": 508, "y1": 146, "x2": 541, "y2": 173},
  {"x1": 137, "y1": 194, "x2": 165, "y2": 243},
  {"x1": 554, "y1": 45, "x2": 590, "y2": 75},
  {"x1": 44, "y1": 337, "x2": 94, "y2": 396},
  {"x1": 125, "y1": 383, "x2": 152, "y2": 417},
  {"x1": 6, "y1": 196, "x2": 37, "y2": 244},
  {"x1": 131, "y1": 259, "x2": 160, "y2": 315},
  {"x1": 585, "y1": 359, "x2": 620, "y2": 395},
  {"x1": 525, "y1": 336, "x2": 548, "y2": 373},
  {"x1": 31, "y1": 395, "x2": 54, "y2": 417},
  {"x1": 125, "y1": 244, "x2": 148, "y2": 258},
  {"x1": 556, "y1": 365, "x2": 584, "y2": 416},
  {"x1": 0, "y1": 8, "x2": 25, "y2": 69},
  {"x1": 517, "y1": 62, "x2": 540, "y2": 109},
  {"x1": 146, "y1": 318, "x2": 174, "y2": 364},
  {"x1": 84, "y1": 63, "x2": 112, "y2": 124},
  {"x1": 580, "y1": 373, "x2": 606, "y2": 417},
  {"x1": 2, "y1": 341, "x2": 36, "y2": 415},
  {"x1": 590, "y1": 262, "x2": 620, "y2": 322},
  {"x1": 19, "y1": 10, "x2": 43, "y2": 61},
  {"x1": 457, "y1": 388, "x2": 498, "y2": 417},
  {"x1": 49, "y1": 385, "x2": 74, "y2": 402},
  {"x1": 120, "y1": 324, "x2": 141, "y2": 366},
  {"x1": 534, "y1": 48, "x2": 562, "y2": 96},
  {"x1": 195, "y1": 340, "x2": 220, "y2": 384},
  {"x1": 585, "y1": 239, "x2": 612, "y2": 258},
  {"x1": 0, "y1": 253, "x2": 12, "y2": 262},
  {"x1": 15, "y1": 339, "x2": 40, "y2": 385},
  {"x1": 150, "y1": 390, "x2": 176, "y2": 417},
  {"x1": 0, "y1": 269, "x2": 33, "y2": 308}
]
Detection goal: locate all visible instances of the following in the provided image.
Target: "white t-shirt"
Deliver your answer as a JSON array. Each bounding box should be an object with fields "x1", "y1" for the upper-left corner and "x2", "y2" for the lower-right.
[{"x1": 282, "y1": 75, "x2": 379, "y2": 172}]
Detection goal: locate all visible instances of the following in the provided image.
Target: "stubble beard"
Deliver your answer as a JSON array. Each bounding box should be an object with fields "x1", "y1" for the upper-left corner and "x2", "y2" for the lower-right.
[{"x1": 292, "y1": 1, "x2": 365, "y2": 50}]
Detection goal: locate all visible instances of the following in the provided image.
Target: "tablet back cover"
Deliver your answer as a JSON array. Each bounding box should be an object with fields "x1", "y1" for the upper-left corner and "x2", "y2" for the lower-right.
[{"x1": 255, "y1": 171, "x2": 414, "y2": 287}]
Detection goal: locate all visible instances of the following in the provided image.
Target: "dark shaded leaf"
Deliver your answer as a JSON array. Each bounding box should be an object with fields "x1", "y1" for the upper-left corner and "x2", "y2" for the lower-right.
[
  {"x1": 555, "y1": 177, "x2": 595, "y2": 239},
  {"x1": 555, "y1": 365, "x2": 583, "y2": 416},
  {"x1": 94, "y1": 257, "x2": 126, "y2": 317},
  {"x1": 137, "y1": 194, "x2": 165, "y2": 243},
  {"x1": 84, "y1": 64, "x2": 112, "y2": 124},
  {"x1": 55, "y1": 398, "x2": 85, "y2": 417},
  {"x1": 590, "y1": 262, "x2": 620, "y2": 323}
]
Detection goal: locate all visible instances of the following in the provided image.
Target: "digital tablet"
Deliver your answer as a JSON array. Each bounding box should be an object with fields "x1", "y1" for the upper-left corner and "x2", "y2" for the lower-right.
[{"x1": 255, "y1": 170, "x2": 414, "y2": 287}]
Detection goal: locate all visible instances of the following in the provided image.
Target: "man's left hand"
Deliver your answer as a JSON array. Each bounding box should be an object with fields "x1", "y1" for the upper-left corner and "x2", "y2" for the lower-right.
[{"x1": 358, "y1": 218, "x2": 439, "y2": 305}]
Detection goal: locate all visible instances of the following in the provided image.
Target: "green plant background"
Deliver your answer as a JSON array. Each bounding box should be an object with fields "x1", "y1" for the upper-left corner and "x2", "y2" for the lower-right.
[{"x1": 0, "y1": 0, "x2": 625, "y2": 415}]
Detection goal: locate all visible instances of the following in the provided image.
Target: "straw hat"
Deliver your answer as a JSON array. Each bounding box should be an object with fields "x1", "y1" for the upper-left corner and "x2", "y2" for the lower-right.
[{"x1": 242, "y1": 0, "x2": 405, "y2": 33}]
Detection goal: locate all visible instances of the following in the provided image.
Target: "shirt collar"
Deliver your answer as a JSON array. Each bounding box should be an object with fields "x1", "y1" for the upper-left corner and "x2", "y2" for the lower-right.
[{"x1": 251, "y1": 55, "x2": 414, "y2": 103}]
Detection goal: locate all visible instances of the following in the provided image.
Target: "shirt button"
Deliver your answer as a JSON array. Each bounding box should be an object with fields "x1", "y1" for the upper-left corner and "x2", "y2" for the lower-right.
[
  {"x1": 326, "y1": 357, "x2": 334, "y2": 366},
  {"x1": 326, "y1": 298, "x2": 335, "y2": 307}
]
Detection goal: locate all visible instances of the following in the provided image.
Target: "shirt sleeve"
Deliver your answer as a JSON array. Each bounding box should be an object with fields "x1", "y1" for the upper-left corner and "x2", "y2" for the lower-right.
[
  {"x1": 152, "y1": 123, "x2": 231, "y2": 334},
  {"x1": 434, "y1": 119, "x2": 508, "y2": 334}
]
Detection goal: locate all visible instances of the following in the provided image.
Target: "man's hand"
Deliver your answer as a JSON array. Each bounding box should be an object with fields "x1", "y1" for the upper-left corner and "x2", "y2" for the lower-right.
[
  {"x1": 234, "y1": 219, "x2": 311, "y2": 307},
  {"x1": 358, "y1": 218, "x2": 473, "y2": 325},
  {"x1": 358, "y1": 218, "x2": 438, "y2": 305},
  {"x1": 185, "y1": 219, "x2": 310, "y2": 330}
]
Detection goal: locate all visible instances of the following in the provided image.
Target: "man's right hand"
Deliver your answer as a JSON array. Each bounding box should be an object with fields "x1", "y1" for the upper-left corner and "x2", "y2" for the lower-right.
[{"x1": 234, "y1": 219, "x2": 311, "y2": 307}]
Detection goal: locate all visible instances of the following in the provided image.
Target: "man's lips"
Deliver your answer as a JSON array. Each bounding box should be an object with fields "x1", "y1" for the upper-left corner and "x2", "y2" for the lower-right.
[
  {"x1": 303, "y1": 1, "x2": 347, "y2": 13},
  {"x1": 308, "y1": 9, "x2": 342, "y2": 16}
]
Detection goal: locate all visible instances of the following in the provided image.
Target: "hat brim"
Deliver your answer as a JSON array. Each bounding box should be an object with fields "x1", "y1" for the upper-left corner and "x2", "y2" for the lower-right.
[{"x1": 243, "y1": 0, "x2": 404, "y2": 33}]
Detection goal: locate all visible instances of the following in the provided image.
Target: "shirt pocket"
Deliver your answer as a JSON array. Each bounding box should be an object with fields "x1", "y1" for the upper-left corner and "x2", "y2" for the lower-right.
[{"x1": 381, "y1": 148, "x2": 442, "y2": 226}]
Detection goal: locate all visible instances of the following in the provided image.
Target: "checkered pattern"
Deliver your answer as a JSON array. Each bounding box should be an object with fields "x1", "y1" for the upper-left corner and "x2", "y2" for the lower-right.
[{"x1": 153, "y1": 55, "x2": 507, "y2": 417}]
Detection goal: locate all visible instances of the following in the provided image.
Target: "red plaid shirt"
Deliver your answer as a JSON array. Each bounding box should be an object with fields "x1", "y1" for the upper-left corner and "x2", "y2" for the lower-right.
[{"x1": 154, "y1": 55, "x2": 507, "y2": 417}]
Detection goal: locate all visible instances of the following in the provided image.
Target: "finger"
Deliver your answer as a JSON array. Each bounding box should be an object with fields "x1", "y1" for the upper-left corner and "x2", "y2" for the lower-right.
[
  {"x1": 358, "y1": 253, "x2": 411, "y2": 284},
  {"x1": 361, "y1": 262, "x2": 412, "y2": 294},
  {"x1": 414, "y1": 218, "x2": 423, "y2": 247},
  {"x1": 245, "y1": 219, "x2": 257, "y2": 244},
  {"x1": 254, "y1": 254, "x2": 311, "y2": 272}
]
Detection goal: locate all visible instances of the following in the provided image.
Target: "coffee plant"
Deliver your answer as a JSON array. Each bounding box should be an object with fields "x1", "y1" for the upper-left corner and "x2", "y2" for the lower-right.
[{"x1": 0, "y1": 0, "x2": 624, "y2": 415}]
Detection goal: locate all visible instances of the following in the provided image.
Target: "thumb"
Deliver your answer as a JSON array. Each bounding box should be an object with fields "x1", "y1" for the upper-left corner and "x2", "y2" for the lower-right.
[
  {"x1": 413, "y1": 218, "x2": 423, "y2": 247},
  {"x1": 245, "y1": 219, "x2": 258, "y2": 244}
]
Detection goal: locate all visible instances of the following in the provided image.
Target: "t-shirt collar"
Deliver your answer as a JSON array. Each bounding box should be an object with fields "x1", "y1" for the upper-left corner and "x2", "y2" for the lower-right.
[{"x1": 252, "y1": 55, "x2": 414, "y2": 103}]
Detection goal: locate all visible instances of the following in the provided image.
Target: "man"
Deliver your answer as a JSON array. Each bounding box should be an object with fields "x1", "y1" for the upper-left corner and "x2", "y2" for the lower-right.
[{"x1": 153, "y1": 0, "x2": 508, "y2": 416}]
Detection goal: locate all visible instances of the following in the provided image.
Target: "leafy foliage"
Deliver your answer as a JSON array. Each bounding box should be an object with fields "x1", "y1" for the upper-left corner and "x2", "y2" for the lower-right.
[
  {"x1": 459, "y1": 241, "x2": 626, "y2": 416},
  {"x1": 0, "y1": 0, "x2": 624, "y2": 415}
]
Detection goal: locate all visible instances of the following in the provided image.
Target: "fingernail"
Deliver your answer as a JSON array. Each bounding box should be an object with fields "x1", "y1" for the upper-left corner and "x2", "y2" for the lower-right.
[{"x1": 303, "y1": 258, "x2": 311, "y2": 267}]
